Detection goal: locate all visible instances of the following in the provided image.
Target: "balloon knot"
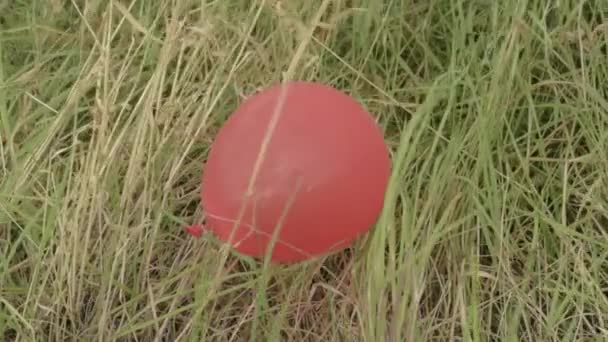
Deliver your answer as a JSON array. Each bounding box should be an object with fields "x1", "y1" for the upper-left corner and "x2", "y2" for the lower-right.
[{"x1": 184, "y1": 224, "x2": 206, "y2": 238}]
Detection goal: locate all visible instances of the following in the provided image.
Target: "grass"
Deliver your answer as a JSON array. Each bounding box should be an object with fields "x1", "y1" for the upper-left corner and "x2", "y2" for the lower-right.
[{"x1": 1, "y1": 0, "x2": 608, "y2": 340}]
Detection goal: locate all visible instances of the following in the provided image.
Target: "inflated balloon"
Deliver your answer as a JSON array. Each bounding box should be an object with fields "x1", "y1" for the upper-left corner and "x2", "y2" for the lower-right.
[{"x1": 190, "y1": 81, "x2": 391, "y2": 263}]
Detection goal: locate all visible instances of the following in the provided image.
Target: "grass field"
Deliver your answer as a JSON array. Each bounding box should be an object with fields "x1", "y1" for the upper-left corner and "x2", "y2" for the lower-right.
[{"x1": 2, "y1": 0, "x2": 608, "y2": 340}]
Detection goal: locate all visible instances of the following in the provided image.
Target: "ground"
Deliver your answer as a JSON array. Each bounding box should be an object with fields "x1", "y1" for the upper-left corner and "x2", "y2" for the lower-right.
[{"x1": 1, "y1": 0, "x2": 608, "y2": 341}]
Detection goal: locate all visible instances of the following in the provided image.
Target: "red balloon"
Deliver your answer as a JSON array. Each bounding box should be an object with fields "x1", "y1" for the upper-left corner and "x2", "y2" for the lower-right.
[{"x1": 200, "y1": 81, "x2": 390, "y2": 263}]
